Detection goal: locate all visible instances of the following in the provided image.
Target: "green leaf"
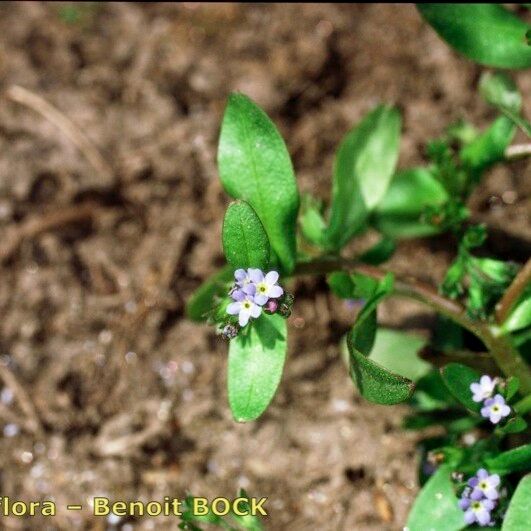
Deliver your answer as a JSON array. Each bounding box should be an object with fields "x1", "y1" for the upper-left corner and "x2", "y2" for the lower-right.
[
  {"x1": 325, "y1": 105, "x2": 401, "y2": 249},
  {"x1": 480, "y1": 72, "x2": 521, "y2": 115},
  {"x1": 372, "y1": 168, "x2": 449, "y2": 239},
  {"x1": 328, "y1": 272, "x2": 356, "y2": 299},
  {"x1": 369, "y1": 328, "x2": 430, "y2": 382},
  {"x1": 222, "y1": 200, "x2": 270, "y2": 270},
  {"x1": 480, "y1": 72, "x2": 531, "y2": 138},
  {"x1": 504, "y1": 376, "x2": 520, "y2": 401},
  {"x1": 348, "y1": 275, "x2": 416, "y2": 405},
  {"x1": 228, "y1": 313, "x2": 287, "y2": 422},
  {"x1": 186, "y1": 266, "x2": 233, "y2": 322},
  {"x1": 406, "y1": 465, "x2": 465, "y2": 531},
  {"x1": 502, "y1": 475, "x2": 531, "y2": 531},
  {"x1": 502, "y1": 298, "x2": 531, "y2": 333},
  {"x1": 486, "y1": 444, "x2": 531, "y2": 475},
  {"x1": 460, "y1": 117, "x2": 516, "y2": 177},
  {"x1": 417, "y1": 4, "x2": 531, "y2": 69},
  {"x1": 359, "y1": 237, "x2": 396, "y2": 265},
  {"x1": 496, "y1": 415, "x2": 527, "y2": 435},
  {"x1": 299, "y1": 193, "x2": 326, "y2": 246},
  {"x1": 327, "y1": 272, "x2": 379, "y2": 300},
  {"x1": 440, "y1": 363, "x2": 482, "y2": 413},
  {"x1": 218, "y1": 93, "x2": 299, "y2": 274}
]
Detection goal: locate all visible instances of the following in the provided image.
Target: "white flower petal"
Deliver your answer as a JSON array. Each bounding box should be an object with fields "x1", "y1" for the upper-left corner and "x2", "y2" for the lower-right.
[
  {"x1": 269, "y1": 285, "x2": 283, "y2": 298},
  {"x1": 265, "y1": 271, "x2": 279, "y2": 284}
]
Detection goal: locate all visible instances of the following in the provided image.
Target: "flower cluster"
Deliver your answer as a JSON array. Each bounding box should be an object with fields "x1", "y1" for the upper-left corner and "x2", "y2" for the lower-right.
[
  {"x1": 470, "y1": 375, "x2": 511, "y2": 424},
  {"x1": 226, "y1": 268, "x2": 284, "y2": 327},
  {"x1": 458, "y1": 469, "x2": 501, "y2": 527}
]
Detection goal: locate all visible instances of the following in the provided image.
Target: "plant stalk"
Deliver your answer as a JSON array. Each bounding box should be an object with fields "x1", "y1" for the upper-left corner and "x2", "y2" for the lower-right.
[
  {"x1": 495, "y1": 258, "x2": 531, "y2": 324},
  {"x1": 294, "y1": 257, "x2": 531, "y2": 394}
]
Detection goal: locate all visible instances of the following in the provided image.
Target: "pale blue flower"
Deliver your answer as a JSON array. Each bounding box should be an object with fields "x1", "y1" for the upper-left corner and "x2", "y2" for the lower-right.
[
  {"x1": 226, "y1": 290, "x2": 262, "y2": 326},
  {"x1": 468, "y1": 469, "x2": 500, "y2": 501},
  {"x1": 481, "y1": 394, "x2": 511, "y2": 424},
  {"x1": 470, "y1": 375, "x2": 496, "y2": 403},
  {"x1": 463, "y1": 498, "x2": 495, "y2": 527}
]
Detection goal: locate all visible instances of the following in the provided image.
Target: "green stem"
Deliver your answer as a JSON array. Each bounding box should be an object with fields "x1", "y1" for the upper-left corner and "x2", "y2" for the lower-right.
[
  {"x1": 514, "y1": 394, "x2": 531, "y2": 416},
  {"x1": 293, "y1": 257, "x2": 531, "y2": 394}
]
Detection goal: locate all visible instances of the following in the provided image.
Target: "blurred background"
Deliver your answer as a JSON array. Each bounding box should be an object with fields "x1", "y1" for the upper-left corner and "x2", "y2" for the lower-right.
[{"x1": 0, "y1": 3, "x2": 529, "y2": 530}]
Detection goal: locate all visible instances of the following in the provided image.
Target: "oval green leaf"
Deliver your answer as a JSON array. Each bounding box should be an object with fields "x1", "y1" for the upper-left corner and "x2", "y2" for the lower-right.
[
  {"x1": 406, "y1": 465, "x2": 465, "y2": 531},
  {"x1": 222, "y1": 200, "x2": 270, "y2": 271},
  {"x1": 417, "y1": 4, "x2": 531, "y2": 69},
  {"x1": 486, "y1": 444, "x2": 531, "y2": 475},
  {"x1": 440, "y1": 363, "x2": 482, "y2": 414},
  {"x1": 228, "y1": 313, "x2": 287, "y2": 422},
  {"x1": 218, "y1": 93, "x2": 299, "y2": 274},
  {"x1": 502, "y1": 475, "x2": 531, "y2": 531},
  {"x1": 324, "y1": 104, "x2": 401, "y2": 250}
]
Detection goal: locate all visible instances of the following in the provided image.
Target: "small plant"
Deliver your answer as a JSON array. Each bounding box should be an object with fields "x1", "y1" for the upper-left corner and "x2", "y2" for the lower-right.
[{"x1": 187, "y1": 5, "x2": 531, "y2": 529}]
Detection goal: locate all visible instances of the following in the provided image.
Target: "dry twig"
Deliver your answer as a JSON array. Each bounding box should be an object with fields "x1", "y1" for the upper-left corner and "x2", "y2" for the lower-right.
[{"x1": 5, "y1": 85, "x2": 113, "y2": 180}]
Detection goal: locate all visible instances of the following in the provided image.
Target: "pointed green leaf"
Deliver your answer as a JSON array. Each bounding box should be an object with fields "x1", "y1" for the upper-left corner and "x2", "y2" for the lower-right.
[
  {"x1": 324, "y1": 104, "x2": 401, "y2": 249},
  {"x1": 486, "y1": 444, "x2": 531, "y2": 475},
  {"x1": 348, "y1": 274, "x2": 415, "y2": 405},
  {"x1": 502, "y1": 475, "x2": 531, "y2": 531},
  {"x1": 186, "y1": 266, "x2": 233, "y2": 322},
  {"x1": 222, "y1": 200, "x2": 270, "y2": 271},
  {"x1": 218, "y1": 93, "x2": 299, "y2": 274},
  {"x1": 372, "y1": 168, "x2": 448, "y2": 239},
  {"x1": 440, "y1": 363, "x2": 482, "y2": 414},
  {"x1": 406, "y1": 465, "x2": 465, "y2": 531},
  {"x1": 228, "y1": 313, "x2": 287, "y2": 422},
  {"x1": 502, "y1": 298, "x2": 531, "y2": 333},
  {"x1": 417, "y1": 4, "x2": 531, "y2": 69}
]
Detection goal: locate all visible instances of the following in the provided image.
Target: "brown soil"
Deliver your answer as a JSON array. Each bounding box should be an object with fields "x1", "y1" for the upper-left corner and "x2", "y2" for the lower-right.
[{"x1": 0, "y1": 3, "x2": 529, "y2": 530}]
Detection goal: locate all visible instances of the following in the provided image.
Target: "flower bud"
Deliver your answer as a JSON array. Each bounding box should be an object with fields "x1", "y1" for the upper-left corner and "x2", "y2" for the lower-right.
[
  {"x1": 220, "y1": 323, "x2": 239, "y2": 340},
  {"x1": 265, "y1": 299, "x2": 278, "y2": 314}
]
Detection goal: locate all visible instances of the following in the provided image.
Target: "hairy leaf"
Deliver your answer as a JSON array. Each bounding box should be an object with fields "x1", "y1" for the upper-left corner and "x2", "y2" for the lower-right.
[
  {"x1": 348, "y1": 275, "x2": 415, "y2": 405},
  {"x1": 222, "y1": 200, "x2": 270, "y2": 270},
  {"x1": 417, "y1": 4, "x2": 531, "y2": 69},
  {"x1": 228, "y1": 313, "x2": 287, "y2": 422},
  {"x1": 218, "y1": 93, "x2": 299, "y2": 273}
]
